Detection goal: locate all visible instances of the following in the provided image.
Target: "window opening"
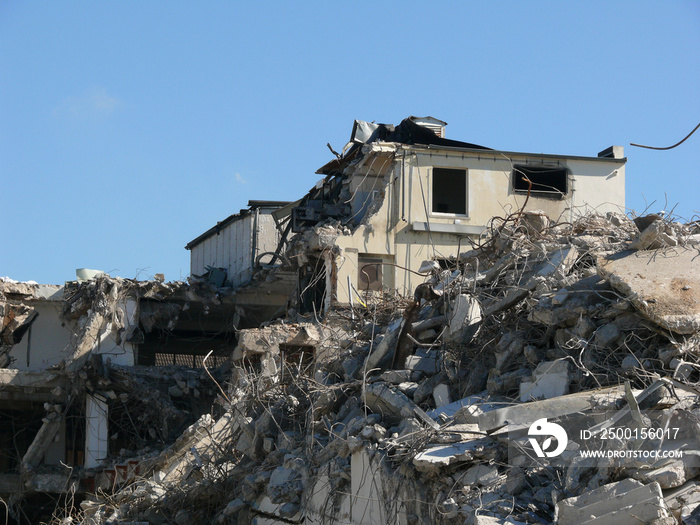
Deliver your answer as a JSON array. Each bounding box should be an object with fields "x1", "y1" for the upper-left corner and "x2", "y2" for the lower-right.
[
  {"x1": 513, "y1": 165, "x2": 568, "y2": 195},
  {"x1": 432, "y1": 168, "x2": 467, "y2": 214}
]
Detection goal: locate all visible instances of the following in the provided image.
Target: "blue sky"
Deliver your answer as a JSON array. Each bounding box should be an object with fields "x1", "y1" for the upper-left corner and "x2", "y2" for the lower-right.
[{"x1": 1, "y1": 1, "x2": 698, "y2": 284}]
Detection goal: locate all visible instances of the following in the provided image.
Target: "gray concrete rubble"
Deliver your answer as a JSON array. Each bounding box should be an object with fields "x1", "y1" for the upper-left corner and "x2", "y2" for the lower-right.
[
  {"x1": 2, "y1": 210, "x2": 700, "y2": 524},
  {"x1": 598, "y1": 247, "x2": 700, "y2": 334}
]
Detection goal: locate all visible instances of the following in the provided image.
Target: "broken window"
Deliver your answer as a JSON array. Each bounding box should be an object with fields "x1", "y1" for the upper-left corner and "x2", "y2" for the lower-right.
[
  {"x1": 513, "y1": 165, "x2": 568, "y2": 196},
  {"x1": 358, "y1": 257, "x2": 383, "y2": 292},
  {"x1": 432, "y1": 168, "x2": 467, "y2": 215}
]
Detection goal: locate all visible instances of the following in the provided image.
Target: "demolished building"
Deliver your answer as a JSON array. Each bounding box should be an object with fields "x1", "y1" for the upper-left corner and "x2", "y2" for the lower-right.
[
  {"x1": 191, "y1": 116, "x2": 626, "y2": 315},
  {"x1": 2, "y1": 117, "x2": 700, "y2": 525}
]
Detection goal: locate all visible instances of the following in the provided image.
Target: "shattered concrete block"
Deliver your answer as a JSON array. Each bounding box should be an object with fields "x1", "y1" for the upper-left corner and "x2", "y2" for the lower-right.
[
  {"x1": 551, "y1": 288, "x2": 570, "y2": 305},
  {"x1": 630, "y1": 219, "x2": 676, "y2": 250},
  {"x1": 461, "y1": 463, "x2": 499, "y2": 487},
  {"x1": 445, "y1": 294, "x2": 482, "y2": 343},
  {"x1": 523, "y1": 345, "x2": 545, "y2": 366},
  {"x1": 556, "y1": 480, "x2": 672, "y2": 525},
  {"x1": 379, "y1": 369, "x2": 412, "y2": 384},
  {"x1": 539, "y1": 245, "x2": 579, "y2": 280},
  {"x1": 598, "y1": 247, "x2": 700, "y2": 334},
  {"x1": 521, "y1": 210, "x2": 550, "y2": 233},
  {"x1": 433, "y1": 383, "x2": 451, "y2": 407},
  {"x1": 572, "y1": 316, "x2": 597, "y2": 339},
  {"x1": 396, "y1": 381, "x2": 418, "y2": 397},
  {"x1": 413, "y1": 371, "x2": 447, "y2": 404},
  {"x1": 413, "y1": 438, "x2": 497, "y2": 473},
  {"x1": 418, "y1": 260, "x2": 441, "y2": 274},
  {"x1": 621, "y1": 354, "x2": 640, "y2": 369},
  {"x1": 494, "y1": 331, "x2": 525, "y2": 370},
  {"x1": 21, "y1": 412, "x2": 62, "y2": 472},
  {"x1": 670, "y1": 358, "x2": 695, "y2": 381},
  {"x1": 519, "y1": 360, "x2": 570, "y2": 402},
  {"x1": 423, "y1": 392, "x2": 497, "y2": 422},
  {"x1": 479, "y1": 385, "x2": 625, "y2": 431},
  {"x1": 594, "y1": 322, "x2": 621, "y2": 348},
  {"x1": 364, "y1": 317, "x2": 403, "y2": 373},
  {"x1": 396, "y1": 417, "x2": 423, "y2": 443},
  {"x1": 0, "y1": 302, "x2": 37, "y2": 345},
  {"x1": 253, "y1": 495, "x2": 302, "y2": 522},
  {"x1": 363, "y1": 382, "x2": 419, "y2": 424},
  {"x1": 417, "y1": 328, "x2": 438, "y2": 342},
  {"x1": 665, "y1": 480, "x2": 700, "y2": 523},
  {"x1": 554, "y1": 328, "x2": 586, "y2": 351},
  {"x1": 405, "y1": 351, "x2": 439, "y2": 374},
  {"x1": 633, "y1": 454, "x2": 700, "y2": 489}
]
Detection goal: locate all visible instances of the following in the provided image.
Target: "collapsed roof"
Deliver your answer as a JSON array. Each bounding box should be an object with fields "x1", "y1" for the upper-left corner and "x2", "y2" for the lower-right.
[{"x1": 318, "y1": 116, "x2": 492, "y2": 176}]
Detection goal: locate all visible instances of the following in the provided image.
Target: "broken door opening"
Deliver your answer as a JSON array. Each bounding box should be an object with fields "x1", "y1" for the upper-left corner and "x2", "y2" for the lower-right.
[{"x1": 299, "y1": 256, "x2": 327, "y2": 316}]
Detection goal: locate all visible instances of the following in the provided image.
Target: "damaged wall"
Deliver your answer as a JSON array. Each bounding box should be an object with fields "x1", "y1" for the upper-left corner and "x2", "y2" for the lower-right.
[
  {"x1": 3, "y1": 283, "x2": 137, "y2": 371},
  {"x1": 331, "y1": 141, "x2": 626, "y2": 305},
  {"x1": 187, "y1": 201, "x2": 289, "y2": 288}
]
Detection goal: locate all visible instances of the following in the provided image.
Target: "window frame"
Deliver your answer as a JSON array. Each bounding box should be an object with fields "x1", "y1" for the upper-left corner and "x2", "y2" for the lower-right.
[
  {"x1": 430, "y1": 167, "x2": 469, "y2": 217},
  {"x1": 512, "y1": 164, "x2": 569, "y2": 197},
  {"x1": 357, "y1": 256, "x2": 384, "y2": 293}
]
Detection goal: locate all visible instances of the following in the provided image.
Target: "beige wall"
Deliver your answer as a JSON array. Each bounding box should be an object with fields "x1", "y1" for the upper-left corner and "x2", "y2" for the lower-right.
[
  {"x1": 332, "y1": 145, "x2": 625, "y2": 305},
  {"x1": 9, "y1": 295, "x2": 137, "y2": 371}
]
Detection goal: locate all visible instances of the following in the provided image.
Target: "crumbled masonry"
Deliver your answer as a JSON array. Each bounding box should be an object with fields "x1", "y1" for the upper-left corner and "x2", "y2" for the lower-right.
[{"x1": 2, "y1": 210, "x2": 700, "y2": 524}]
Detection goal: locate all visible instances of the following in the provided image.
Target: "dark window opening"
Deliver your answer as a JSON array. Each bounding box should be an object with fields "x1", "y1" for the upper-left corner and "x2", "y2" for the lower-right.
[
  {"x1": 0, "y1": 402, "x2": 45, "y2": 473},
  {"x1": 432, "y1": 168, "x2": 467, "y2": 214},
  {"x1": 513, "y1": 165, "x2": 568, "y2": 195},
  {"x1": 138, "y1": 329, "x2": 233, "y2": 367},
  {"x1": 358, "y1": 257, "x2": 383, "y2": 292}
]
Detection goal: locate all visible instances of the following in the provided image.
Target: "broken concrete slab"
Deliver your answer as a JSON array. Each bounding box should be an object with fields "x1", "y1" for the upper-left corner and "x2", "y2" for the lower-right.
[
  {"x1": 21, "y1": 412, "x2": 62, "y2": 473},
  {"x1": 519, "y1": 360, "x2": 570, "y2": 402},
  {"x1": 556, "y1": 480, "x2": 672, "y2": 525},
  {"x1": 233, "y1": 322, "x2": 324, "y2": 359},
  {"x1": 433, "y1": 383, "x2": 451, "y2": 407},
  {"x1": 405, "y1": 348, "x2": 440, "y2": 374},
  {"x1": 461, "y1": 463, "x2": 499, "y2": 487},
  {"x1": 413, "y1": 438, "x2": 497, "y2": 473},
  {"x1": 479, "y1": 385, "x2": 625, "y2": 432},
  {"x1": 598, "y1": 247, "x2": 700, "y2": 334},
  {"x1": 445, "y1": 293, "x2": 482, "y2": 343},
  {"x1": 630, "y1": 219, "x2": 677, "y2": 250},
  {"x1": 426, "y1": 393, "x2": 497, "y2": 422},
  {"x1": 665, "y1": 480, "x2": 700, "y2": 523},
  {"x1": 363, "y1": 382, "x2": 419, "y2": 425}
]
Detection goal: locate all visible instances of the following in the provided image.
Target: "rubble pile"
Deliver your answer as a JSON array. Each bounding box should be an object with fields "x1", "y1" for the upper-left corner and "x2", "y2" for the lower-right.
[{"x1": 3, "y1": 211, "x2": 700, "y2": 524}]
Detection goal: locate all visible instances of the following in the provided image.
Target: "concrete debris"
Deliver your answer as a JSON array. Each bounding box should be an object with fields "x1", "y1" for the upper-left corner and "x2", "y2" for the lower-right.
[
  {"x1": 598, "y1": 247, "x2": 700, "y2": 334},
  {"x1": 519, "y1": 359, "x2": 570, "y2": 402},
  {"x1": 3, "y1": 197, "x2": 700, "y2": 524},
  {"x1": 556, "y1": 480, "x2": 672, "y2": 524}
]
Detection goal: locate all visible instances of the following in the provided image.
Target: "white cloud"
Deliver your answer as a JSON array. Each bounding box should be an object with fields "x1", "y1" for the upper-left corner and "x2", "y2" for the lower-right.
[
  {"x1": 234, "y1": 172, "x2": 247, "y2": 184},
  {"x1": 53, "y1": 87, "x2": 122, "y2": 119}
]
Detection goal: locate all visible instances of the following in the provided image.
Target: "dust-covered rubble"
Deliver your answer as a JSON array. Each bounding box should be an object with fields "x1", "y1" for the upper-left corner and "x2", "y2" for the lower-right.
[{"x1": 3, "y1": 210, "x2": 700, "y2": 524}]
